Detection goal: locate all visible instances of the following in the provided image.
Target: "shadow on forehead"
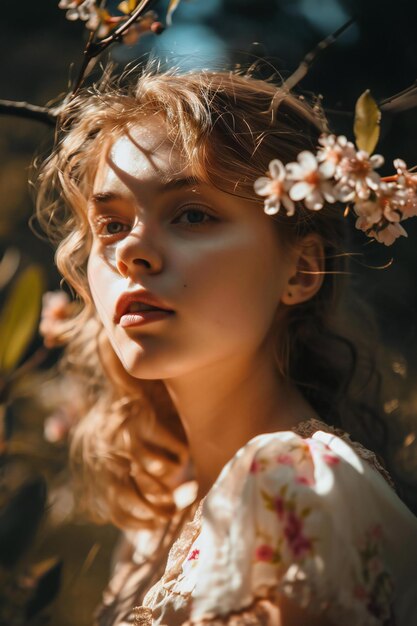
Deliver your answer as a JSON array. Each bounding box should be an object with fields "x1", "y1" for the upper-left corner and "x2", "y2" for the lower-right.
[{"x1": 95, "y1": 143, "x2": 202, "y2": 200}]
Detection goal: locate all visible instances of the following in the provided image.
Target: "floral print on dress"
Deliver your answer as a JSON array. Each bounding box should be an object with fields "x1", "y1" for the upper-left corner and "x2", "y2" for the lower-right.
[
  {"x1": 247, "y1": 437, "x2": 396, "y2": 625},
  {"x1": 354, "y1": 523, "x2": 395, "y2": 625},
  {"x1": 146, "y1": 429, "x2": 415, "y2": 626},
  {"x1": 254, "y1": 482, "x2": 315, "y2": 565}
]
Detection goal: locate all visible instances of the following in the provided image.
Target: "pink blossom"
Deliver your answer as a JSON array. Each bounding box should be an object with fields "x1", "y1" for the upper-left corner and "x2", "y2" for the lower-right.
[
  {"x1": 284, "y1": 511, "x2": 312, "y2": 558},
  {"x1": 393, "y1": 159, "x2": 417, "y2": 218},
  {"x1": 317, "y1": 134, "x2": 356, "y2": 176},
  {"x1": 276, "y1": 453, "x2": 293, "y2": 466},
  {"x1": 295, "y1": 475, "x2": 313, "y2": 485},
  {"x1": 58, "y1": 0, "x2": 97, "y2": 23},
  {"x1": 39, "y1": 290, "x2": 72, "y2": 348},
  {"x1": 255, "y1": 544, "x2": 274, "y2": 562},
  {"x1": 44, "y1": 410, "x2": 71, "y2": 443},
  {"x1": 323, "y1": 453, "x2": 340, "y2": 466},
  {"x1": 123, "y1": 11, "x2": 160, "y2": 45},
  {"x1": 187, "y1": 549, "x2": 200, "y2": 561},
  {"x1": 373, "y1": 222, "x2": 408, "y2": 246},
  {"x1": 250, "y1": 459, "x2": 260, "y2": 474},
  {"x1": 274, "y1": 496, "x2": 285, "y2": 519},
  {"x1": 336, "y1": 151, "x2": 384, "y2": 200},
  {"x1": 354, "y1": 198, "x2": 384, "y2": 227}
]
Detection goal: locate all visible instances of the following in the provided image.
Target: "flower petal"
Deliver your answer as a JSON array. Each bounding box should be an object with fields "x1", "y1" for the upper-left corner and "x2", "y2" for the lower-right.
[
  {"x1": 321, "y1": 181, "x2": 338, "y2": 203},
  {"x1": 370, "y1": 154, "x2": 384, "y2": 169},
  {"x1": 366, "y1": 171, "x2": 381, "y2": 190},
  {"x1": 286, "y1": 162, "x2": 303, "y2": 180},
  {"x1": 289, "y1": 181, "x2": 313, "y2": 201},
  {"x1": 269, "y1": 159, "x2": 285, "y2": 180},
  {"x1": 318, "y1": 160, "x2": 335, "y2": 179},
  {"x1": 254, "y1": 177, "x2": 272, "y2": 196},
  {"x1": 264, "y1": 198, "x2": 280, "y2": 215},
  {"x1": 298, "y1": 151, "x2": 317, "y2": 172},
  {"x1": 394, "y1": 158, "x2": 407, "y2": 171},
  {"x1": 281, "y1": 195, "x2": 295, "y2": 216},
  {"x1": 375, "y1": 223, "x2": 407, "y2": 245},
  {"x1": 304, "y1": 190, "x2": 324, "y2": 211}
]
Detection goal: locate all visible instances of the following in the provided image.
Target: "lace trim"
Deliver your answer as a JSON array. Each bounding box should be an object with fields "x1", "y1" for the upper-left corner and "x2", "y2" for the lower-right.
[
  {"x1": 134, "y1": 595, "x2": 279, "y2": 626},
  {"x1": 292, "y1": 418, "x2": 395, "y2": 489},
  {"x1": 140, "y1": 502, "x2": 204, "y2": 611}
]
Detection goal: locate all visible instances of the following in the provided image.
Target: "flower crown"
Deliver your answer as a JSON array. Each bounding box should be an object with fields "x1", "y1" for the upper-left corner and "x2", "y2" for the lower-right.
[{"x1": 254, "y1": 96, "x2": 417, "y2": 246}]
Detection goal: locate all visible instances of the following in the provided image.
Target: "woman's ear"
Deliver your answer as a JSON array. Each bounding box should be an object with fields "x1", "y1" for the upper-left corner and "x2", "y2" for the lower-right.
[{"x1": 281, "y1": 234, "x2": 325, "y2": 305}]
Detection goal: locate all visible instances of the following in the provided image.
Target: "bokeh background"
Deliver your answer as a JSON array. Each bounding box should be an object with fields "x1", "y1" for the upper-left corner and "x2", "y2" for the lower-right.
[{"x1": 1, "y1": 1, "x2": 417, "y2": 624}]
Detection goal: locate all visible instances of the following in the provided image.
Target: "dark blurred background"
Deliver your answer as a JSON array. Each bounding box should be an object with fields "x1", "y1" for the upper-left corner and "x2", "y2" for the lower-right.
[{"x1": 1, "y1": 1, "x2": 417, "y2": 624}]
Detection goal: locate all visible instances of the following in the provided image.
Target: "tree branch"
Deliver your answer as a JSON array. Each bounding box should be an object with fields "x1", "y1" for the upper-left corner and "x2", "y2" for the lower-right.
[
  {"x1": 71, "y1": 0, "x2": 159, "y2": 97},
  {"x1": 283, "y1": 17, "x2": 357, "y2": 93},
  {"x1": 0, "y1": 99, "x2": 57, "y2": 126}
]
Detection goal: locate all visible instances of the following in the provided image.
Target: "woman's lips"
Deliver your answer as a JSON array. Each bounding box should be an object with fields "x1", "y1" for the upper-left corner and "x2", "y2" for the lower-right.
[{"x1": 119, "y1": 310, "x2": 175, "y2": 328}]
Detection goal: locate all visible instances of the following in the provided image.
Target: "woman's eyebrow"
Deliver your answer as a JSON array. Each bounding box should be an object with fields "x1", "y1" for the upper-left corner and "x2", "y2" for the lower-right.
[
  {"x1": 90, "y1": 191, "x2": 122, "y2": 205},
  {"x1": 89, "y1": 176, "x2": 203, "y2": 207},
  {"x1": 160, "y1": 175, "x2": 202, "y2": 192}
]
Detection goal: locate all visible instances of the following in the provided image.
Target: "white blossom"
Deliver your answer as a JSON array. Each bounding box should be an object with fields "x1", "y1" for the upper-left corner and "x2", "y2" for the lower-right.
[
  {"x1": 286, "y1": 151, "x2": 337, "y2": 211},
  {"x1": 335, "y1": 150, "x2": 384, "y2": 201},
  {"x1": 254, "y1": 134, "x2": 417, "y2": 247},
  {"x1": 392, "y1": 159, "x2": 417, "y2": 218},
  {"x1": 254, "y1": 159, "x2": 295, "y2": 216},
  {"x1": 58, "y1": 0, "x2": 97, "y2": 24},
  {"x1": 316, "y1": 134, "x2": 356, "y2": 177}
]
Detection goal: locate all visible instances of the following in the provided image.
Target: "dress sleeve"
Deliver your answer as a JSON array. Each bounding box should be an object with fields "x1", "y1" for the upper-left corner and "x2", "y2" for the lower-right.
[{"x1": 184, "y1": 431, "x2": 417, "y2": 626}]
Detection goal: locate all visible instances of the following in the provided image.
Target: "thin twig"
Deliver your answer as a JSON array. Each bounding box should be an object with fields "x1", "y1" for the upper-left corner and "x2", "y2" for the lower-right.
[
  {"x1": 71, "y1": 0, "x2": 158, "y2": 97},
  {"x1": 0, "y1": 99, "x2": 57, "y2": 126},
  {"x1": 380, "y1": 80, "x2": 417, "y2": 113},
  {"x1": 282, "y1": 17, "x2": 357, "y2": 93}
]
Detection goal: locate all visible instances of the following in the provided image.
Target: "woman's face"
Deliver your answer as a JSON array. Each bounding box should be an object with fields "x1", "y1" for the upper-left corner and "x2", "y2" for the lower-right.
[{"x1": 86, "y1": 118, "x2": 295, "y2": 380}]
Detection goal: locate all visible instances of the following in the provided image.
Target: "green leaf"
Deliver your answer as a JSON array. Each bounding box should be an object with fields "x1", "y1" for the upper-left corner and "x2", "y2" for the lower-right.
[
  {"x1": 166, "y1": 0, "x2": 181, "y2": 26},
  {"x1": 0, "y1": 265, "x2": 44, "y2": 374},
  {"x1": 354, "y1": 89, "x2": 381, "y2": 155}
]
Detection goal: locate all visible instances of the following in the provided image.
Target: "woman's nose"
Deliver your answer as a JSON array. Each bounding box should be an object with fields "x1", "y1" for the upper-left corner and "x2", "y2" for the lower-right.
[{"x1": 115, "y1": 225, "x2": 164, "y2": 277}]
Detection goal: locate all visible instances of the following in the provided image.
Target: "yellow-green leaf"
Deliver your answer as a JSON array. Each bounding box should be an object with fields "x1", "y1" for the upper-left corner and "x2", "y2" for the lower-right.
[
  {"x1": 0, "y1": 247, "x2": 20, "y2": 290},
  {"x1": 118, "y1": 0, "x2": 139, "y2": 14},
  {"x1": 166, "y1": 0, "x2": 182, "y2": 26},
  {"x1": 354, "y1": 89, "x2": 381, "y2": 154},
  {"x1": 118, "y1": 1, "x2": 131, "y2": 14},
  {"x1": 0, "y1": 265, "x2": 44, "y2": 373}
]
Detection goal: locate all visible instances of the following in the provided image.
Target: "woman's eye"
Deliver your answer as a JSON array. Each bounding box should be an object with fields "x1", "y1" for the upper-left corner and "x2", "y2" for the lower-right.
[
  {"x1": 105, "y1": 221, "x2": 126, "y2": 235},
  {"x1": 92, "y1": 218, "x2": 129, "y2": 239},
  {"x1": 173, "y1": 207, "x2": 215, "y2": 227}
]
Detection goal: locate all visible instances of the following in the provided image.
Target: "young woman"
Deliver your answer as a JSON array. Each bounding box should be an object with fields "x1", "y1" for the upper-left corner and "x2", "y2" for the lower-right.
[{"x1": 36, "y1": 69, "x2": 417, "y2": 626}]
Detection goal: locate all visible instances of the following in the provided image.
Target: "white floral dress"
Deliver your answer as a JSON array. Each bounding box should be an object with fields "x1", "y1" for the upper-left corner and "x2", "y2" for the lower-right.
[{"x1": 95, "y1": 419, "x2": 417, "y2": 626}]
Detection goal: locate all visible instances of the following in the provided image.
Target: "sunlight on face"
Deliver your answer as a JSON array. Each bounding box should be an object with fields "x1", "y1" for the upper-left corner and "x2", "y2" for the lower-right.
[{"x1": 86, "y1": 118, "x2": 294, "y2": 381}]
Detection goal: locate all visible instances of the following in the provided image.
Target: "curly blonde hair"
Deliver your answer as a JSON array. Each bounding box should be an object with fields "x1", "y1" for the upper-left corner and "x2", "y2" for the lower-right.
[{"x1": 35, "y1": 67, "x2": 385, "y2": 530}]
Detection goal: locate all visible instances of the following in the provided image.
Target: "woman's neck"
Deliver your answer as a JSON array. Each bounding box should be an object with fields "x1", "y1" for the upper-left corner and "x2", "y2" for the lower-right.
[{"x1": 163, "y1": 346, "x2": 317, "y2": 498}]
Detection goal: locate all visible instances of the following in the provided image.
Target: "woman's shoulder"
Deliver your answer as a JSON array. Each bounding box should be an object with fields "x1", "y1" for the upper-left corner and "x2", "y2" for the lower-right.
[
  {"x1": 292, "y1": 416, "x2": 395, "y2": 486},
  {"x1": 212, "y1": 416, "x2": 393, "y2": 495},
  {"x1": 185, "y1": 419, "x2": 417, "y2": 625}
]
